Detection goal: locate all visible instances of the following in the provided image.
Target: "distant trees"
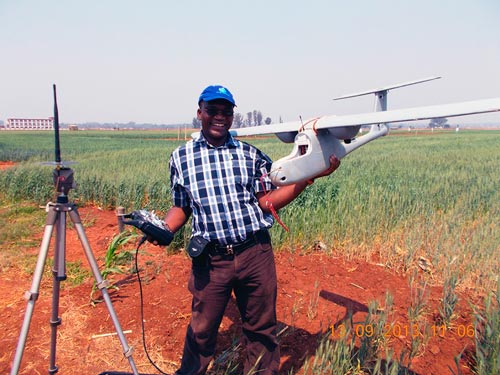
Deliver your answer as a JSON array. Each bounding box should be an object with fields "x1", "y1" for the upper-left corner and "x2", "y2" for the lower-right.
[
  {"x1": 429, "y1": 117, "x2": 449, "y2": 129},
  {"x1": 232, "y1": 113, "x2": 245, "y2": 128},
  {"x1": 246, "y1": 112, "x2": 253, "y2": 127},
  {"x1": 247, "y1": 110, "x2": 264, "y2": 126},
  {"x1": 254, "y1": 110, "x2": 263, "y2": 125},
  {"x1": 193, "y1": 110, "x2": 271, "y2": 129},
  {"x1": 192, "y1": 117, "x2": 201, "y2": 129}
]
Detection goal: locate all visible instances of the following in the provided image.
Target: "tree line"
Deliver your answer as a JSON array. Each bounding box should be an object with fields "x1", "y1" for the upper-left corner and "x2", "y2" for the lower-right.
[{"x1": 192, "y1": 110, "x2": 273, "y2": 129}]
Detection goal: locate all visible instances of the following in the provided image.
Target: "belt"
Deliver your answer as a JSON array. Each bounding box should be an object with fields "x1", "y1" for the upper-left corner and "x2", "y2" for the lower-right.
[{"x1": 208, "y1": 229, "x2": 270, "y2": 256}]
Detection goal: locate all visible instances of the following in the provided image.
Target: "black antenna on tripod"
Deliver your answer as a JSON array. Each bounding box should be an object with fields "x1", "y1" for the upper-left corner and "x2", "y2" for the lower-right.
[
  {"x1": 53, "y1": 84, "x2": 62, "y2": 164},
  {"x1": 50, "y1": 84, "x2": 74, "y2": 197}
]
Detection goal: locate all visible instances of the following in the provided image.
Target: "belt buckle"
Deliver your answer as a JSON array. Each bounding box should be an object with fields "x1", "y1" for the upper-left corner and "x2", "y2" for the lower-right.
[{"x1": 226, "y1": 244, "x2": 234, "y2": 255}]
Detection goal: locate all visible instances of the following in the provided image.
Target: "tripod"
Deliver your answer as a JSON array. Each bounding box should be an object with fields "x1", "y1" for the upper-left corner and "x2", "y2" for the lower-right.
[{"x1": 10, "y1": 189, "x2": 139, "y2": 375}]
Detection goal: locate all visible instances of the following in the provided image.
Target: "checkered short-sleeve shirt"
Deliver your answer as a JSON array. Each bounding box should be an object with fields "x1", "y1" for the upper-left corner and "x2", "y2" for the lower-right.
[{"x1": 169, "y1": 132, "x2": 276, "y2": 245}]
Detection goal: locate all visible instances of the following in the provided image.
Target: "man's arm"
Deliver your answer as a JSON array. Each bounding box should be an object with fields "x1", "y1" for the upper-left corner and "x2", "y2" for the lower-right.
[
  {"x1": 164, "y1": 206, "x2": 192, "y2": 232},
  {"x1": 257, "y1": 155, "x2": 340, "y2": 213}
]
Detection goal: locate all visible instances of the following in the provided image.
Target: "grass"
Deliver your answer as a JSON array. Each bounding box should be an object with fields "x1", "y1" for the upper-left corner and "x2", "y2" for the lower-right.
[
  {"x1": 102, "y1": 231, "x2": 137, "y2": 278},
  {"x1": 0, "y1": 195, "x2": 92, "y2": 288},
  {"x1": 472, "y1": 279, "x2": 500, "y2": 375},
  {"x1": 65, "y1": 260, "x2": 91, "y2": 286},
  {"x1": 438, "y1": 272, "x2": 460, "y2": 328},
  {"x1": 0, "y1": 197, "x2": 46, "y2": 272},
  {"x1": 301, "y1": 293, "x2": 420, "y2": 375},
  {"x1": 90, "y1": 231, "x2": 137, "y2": 303},
  {"x1": 307, "y1": 280, "x2": 320, "y2": 321},
  {"x1": 1, "y1": 128, "x2": 499, "y2": 373}
]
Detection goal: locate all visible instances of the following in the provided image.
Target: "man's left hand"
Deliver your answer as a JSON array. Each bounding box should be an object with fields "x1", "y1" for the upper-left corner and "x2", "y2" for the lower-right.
[{"x1": 314, "y1": 154, "x2": 341, "y2": 179}]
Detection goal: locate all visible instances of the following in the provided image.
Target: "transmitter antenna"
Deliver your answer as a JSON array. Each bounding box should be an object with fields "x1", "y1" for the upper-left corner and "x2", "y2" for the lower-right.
[
  {"x1": 51, "y1": 84, "x2": 75, "y2": 196},
  {"x1": 53, "y1": 84, "x2": 62, "y2": 164}
]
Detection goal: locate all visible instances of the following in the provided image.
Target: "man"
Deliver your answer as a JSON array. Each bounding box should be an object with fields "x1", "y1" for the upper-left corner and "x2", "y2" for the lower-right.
[{"x1": 163, "y1": 85, "x2": 340, "y2": 375}]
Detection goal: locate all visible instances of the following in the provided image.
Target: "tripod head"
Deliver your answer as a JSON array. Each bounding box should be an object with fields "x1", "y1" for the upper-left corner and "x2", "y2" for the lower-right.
[{"x1": 51, "y1": 84, "x2": 75, "y2": 200}]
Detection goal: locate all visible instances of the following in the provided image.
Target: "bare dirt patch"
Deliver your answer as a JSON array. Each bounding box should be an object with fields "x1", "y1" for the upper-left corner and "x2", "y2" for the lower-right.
[
  {"x1": 0, "y1": 161, "x2": 16, "y2": 170},
  {"x1": 0, "y1": 206, "x2": 478, "y2": 374}
]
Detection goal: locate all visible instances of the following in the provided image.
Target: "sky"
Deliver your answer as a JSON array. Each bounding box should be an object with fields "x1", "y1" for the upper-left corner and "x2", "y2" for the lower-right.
[{"x1": 1, "y1": 0, "x2": 500, "y2": 125}]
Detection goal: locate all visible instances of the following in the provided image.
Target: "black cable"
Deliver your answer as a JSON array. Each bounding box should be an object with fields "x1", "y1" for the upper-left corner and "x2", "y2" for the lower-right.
[{"x1": 134, "y1": 236, "x2": 170, "y2": 375}]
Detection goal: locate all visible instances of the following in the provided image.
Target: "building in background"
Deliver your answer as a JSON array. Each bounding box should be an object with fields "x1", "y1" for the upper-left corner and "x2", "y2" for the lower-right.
[{"x1": 5, "y1": 117, "x2": 54, "y2": 130}]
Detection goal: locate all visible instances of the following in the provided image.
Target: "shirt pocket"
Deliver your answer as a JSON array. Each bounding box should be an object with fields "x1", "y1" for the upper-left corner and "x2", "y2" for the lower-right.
[{"x1": 231, "y1": 156, "x2": 255, "y2": 191}]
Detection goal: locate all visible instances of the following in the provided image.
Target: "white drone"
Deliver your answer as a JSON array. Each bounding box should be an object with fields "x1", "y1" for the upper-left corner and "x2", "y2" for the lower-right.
[{"x1": 194, "y1": 77, "x2": 500, "y2": 186}]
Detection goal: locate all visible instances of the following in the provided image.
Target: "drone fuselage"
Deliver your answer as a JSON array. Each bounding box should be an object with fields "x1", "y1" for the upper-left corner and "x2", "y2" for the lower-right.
[{"x1": 270, "y1": 124, "x2": 388, "y2": 186}]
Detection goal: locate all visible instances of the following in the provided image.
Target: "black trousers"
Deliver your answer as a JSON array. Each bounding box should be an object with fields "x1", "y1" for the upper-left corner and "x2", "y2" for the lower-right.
[{"x1": 175, "y1": 241, "x2": 279, "y2": 375}]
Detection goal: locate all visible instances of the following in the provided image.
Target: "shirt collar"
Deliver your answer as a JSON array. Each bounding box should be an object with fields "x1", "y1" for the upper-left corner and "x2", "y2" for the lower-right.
[{"x1": 194, "y1": 131, "x2": 239, "y2": 148}]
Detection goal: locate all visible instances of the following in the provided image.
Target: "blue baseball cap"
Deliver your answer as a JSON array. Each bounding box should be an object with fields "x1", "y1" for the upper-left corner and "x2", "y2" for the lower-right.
[{"x1": 198, "y1": 85, "x2": 236, "y2": 106}]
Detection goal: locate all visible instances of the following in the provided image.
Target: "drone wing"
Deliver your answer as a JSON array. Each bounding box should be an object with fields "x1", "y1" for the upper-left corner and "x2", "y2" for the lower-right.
[
  {"x1": 226, "y1": 97, "x2": 500, "y2": 142},
  {"x1": 223, "y1": 96, "x2": 500, "y2": 186}
]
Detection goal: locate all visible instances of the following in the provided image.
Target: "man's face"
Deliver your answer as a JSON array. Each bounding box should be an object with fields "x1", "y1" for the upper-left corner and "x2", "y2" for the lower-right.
[{"x1": 198, "y1": 100, "x2": 234, "y2": 147}]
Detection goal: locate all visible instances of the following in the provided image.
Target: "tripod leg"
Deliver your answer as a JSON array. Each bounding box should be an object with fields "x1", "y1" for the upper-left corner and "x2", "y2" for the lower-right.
[
  {"x1": 10, "y1": 209, "x2": 58, "y2": 375},
  {"x1": 68, "y1": 207, "x2": 140, "y2": 375},
  {"x1": 48, "y1": 208, "x2": 68, "y2": 374}
]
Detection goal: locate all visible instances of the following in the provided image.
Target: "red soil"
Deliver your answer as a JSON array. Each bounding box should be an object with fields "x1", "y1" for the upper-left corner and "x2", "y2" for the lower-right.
[{"x1": 0, "y1": 206, "x2": 479, "y2": 375}]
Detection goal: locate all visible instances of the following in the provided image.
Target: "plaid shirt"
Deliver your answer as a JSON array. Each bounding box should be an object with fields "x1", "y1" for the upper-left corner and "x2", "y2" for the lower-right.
[{"x1": 169, "y1": 132, "x2": 276, "y2": 245}]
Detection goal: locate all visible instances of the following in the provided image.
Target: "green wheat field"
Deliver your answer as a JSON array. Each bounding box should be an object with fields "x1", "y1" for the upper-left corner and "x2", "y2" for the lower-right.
[
  {"x1": 1, "y1": 129, "x2": 499, "y2": 292},
  {"x1": 1, "y1": 128, "x2": 499, "y2": 374}
]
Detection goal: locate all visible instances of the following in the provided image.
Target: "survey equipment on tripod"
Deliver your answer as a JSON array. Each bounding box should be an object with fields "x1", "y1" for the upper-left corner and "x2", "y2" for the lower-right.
[
  {"x1": 10, "y1": 85, "x2": 140, "y2": 375},
  {"x1": 123, "y1": 210, "x2": 174, "y2": 246},
  {"x1": 51, "y1": 84, "x2": 75, "y2": 197}
]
